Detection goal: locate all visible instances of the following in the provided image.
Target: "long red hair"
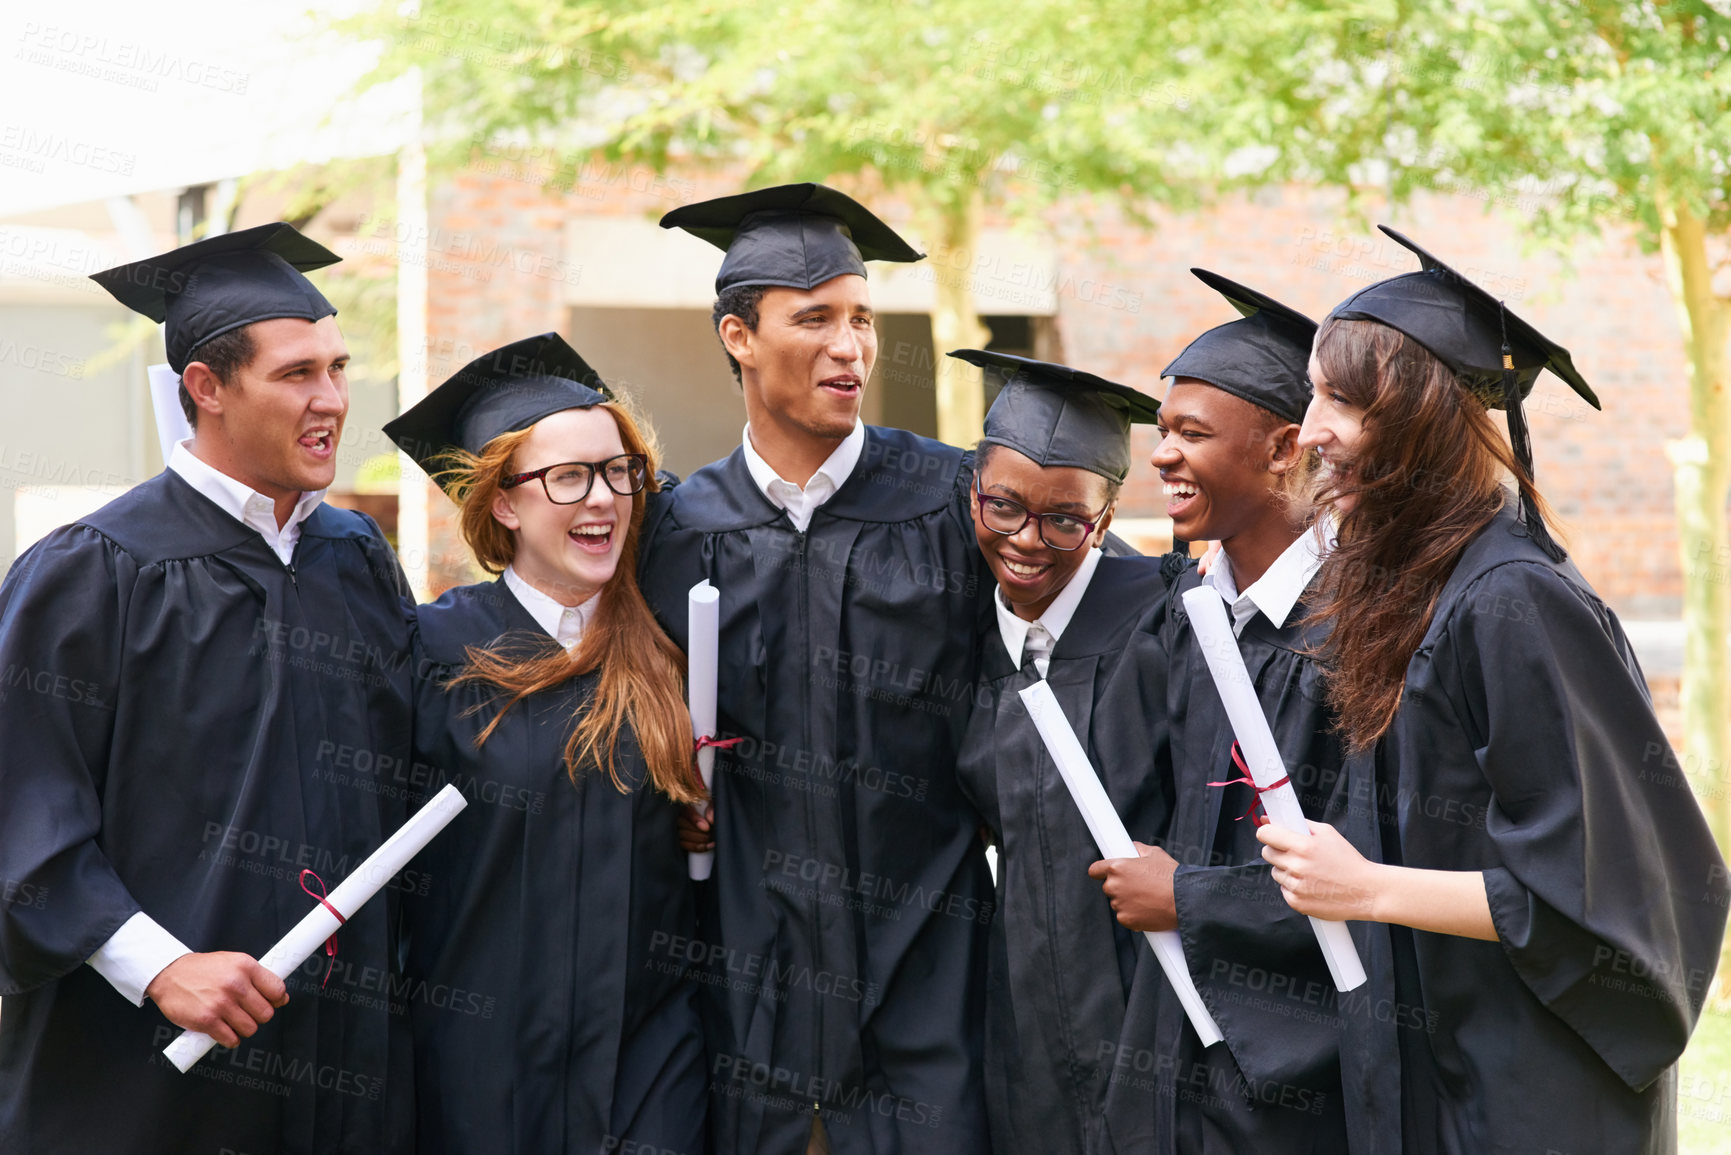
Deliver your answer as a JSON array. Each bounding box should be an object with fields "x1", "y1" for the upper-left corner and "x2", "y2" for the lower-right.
[{"x1": 436, "y1": 401, "x2": 702, "y2": 804}]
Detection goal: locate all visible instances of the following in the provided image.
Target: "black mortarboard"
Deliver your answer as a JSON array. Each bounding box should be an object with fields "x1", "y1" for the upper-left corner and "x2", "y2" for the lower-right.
[
  {"x1": 1327, "y1": 225, "x2": 1599, "y2": 410},
  {"x1": 950, "y1": 349, "x2": 1161, "y2": 483},
  {"x1": 383, "y1": 333, "x2": 612, "y2": 490},
  {"x1": 1161, "y1": 269, "x2": 1318, "y2": 424},
  {"x1": 1326, "y1": 225, "x2": 1596, "y2": 561},
  {"x1": 659, "y1": 182, "x2": 924, "y2": 293},
  {"x1": 89, "y1": 222, "x2": 339, "y2": 374}
]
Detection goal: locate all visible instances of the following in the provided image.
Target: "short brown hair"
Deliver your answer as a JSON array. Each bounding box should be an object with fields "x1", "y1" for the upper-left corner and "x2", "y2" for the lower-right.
[{"x1": 179, "y1": 325, "x2": 258, "y2": 428}]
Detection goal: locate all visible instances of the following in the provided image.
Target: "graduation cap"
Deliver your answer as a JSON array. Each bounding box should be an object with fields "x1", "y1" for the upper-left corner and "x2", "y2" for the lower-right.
[
  {"x1": 949, "y1": 349, "x2": 1161, "y2": 483},
  {"x1": 1326, "y1": 225, "x2": 1598, "y2": 560},
  {"x1": 383, "y1": 333, "x2": 613, "y2": 490},
  {"x1": 1161, "y1": 269, "x2": 1318, "y2": 424},
  {"x1": 89, "y1": 222, "x2": 339, "y2": 374},
  {"x1": 659, "y1": 182, "x2": 924, "y2": 294},
  {"x1": 1329, "y1": 226, "x2": 1598, "y2": 410}
]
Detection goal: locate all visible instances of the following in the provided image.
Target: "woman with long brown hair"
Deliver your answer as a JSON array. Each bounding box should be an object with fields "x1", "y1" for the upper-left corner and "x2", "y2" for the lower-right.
[
  {"x1": 1256, "y1": 229, "x2": 1726, "y2": 1153},
  {"x1": 383, "y1": 334, "x2": 707, "y2": 1155}
]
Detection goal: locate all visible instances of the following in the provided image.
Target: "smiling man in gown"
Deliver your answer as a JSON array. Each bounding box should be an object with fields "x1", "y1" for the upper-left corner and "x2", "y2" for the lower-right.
[{"x1": 640, "y1": 183, "x2": 995, "y2": 1154}]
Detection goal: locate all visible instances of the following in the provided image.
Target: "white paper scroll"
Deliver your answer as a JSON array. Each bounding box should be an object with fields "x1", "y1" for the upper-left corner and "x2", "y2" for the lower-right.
[
  {"x1": 163, "y1": 784, "x2": 470, "y2": 1073},
  {"x1": 687, "y1": 580, "x2": 721, "y2": 881},
  {"x1": 1018, "y1": 680, "x2": 1225, "y2": 1047},
  {"x1": 1180, "y1": 586, "x2": 1367, "y2": 992},
  {"x1": 146, "y1": 363, "x2": 193, "y2": 464}
]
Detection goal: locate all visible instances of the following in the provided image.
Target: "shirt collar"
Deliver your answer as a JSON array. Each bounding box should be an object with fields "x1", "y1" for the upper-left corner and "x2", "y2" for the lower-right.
[
  {"x1": 503, "y1": 566, "x2": 596, "y2": 649},
  {"x1": 1205, "y1": 522, "x2": 1334, "y2": 635},
  {"x1": 167, "y1": 439, "x2": 325, "y2": 537},
  {"x1": 741, "y1": 419, "x2": 866, "y2": 506},
  {"x1": 995, "y1": 545, "x2": 1105, "y2": 668}
]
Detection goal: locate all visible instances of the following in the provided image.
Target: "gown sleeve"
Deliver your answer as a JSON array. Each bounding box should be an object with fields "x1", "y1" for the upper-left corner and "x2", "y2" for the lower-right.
[
  {"x1": 1168, "y1": 625, "x2": 1355, "y2": 1092},
  {"x1": 0, "y1": 527, "x2": 143, "y2": 994},
  {"x1": 1443, "y1": 560, "x2": 1729, "y2": 1091}
]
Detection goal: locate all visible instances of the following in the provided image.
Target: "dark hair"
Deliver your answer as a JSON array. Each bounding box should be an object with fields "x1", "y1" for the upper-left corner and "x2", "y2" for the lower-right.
[
  {"x1": 1305, "y1": 317, "x2": 1557, "y2": 752},
  {"x1": 972, "y1": 439, "x2": 1124, "y2": 506},
  {"x1": 180, "y1": 325, "x2": 258, "y2": 428},
  {"x1": 710, "y1": 284, "x2": 768, "y2": 383}
]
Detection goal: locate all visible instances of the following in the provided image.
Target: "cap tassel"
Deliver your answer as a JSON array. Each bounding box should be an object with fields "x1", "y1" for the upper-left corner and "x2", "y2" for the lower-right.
[{"x1": 1499, "y1": 302, "x2": 1563, "y2": 562}]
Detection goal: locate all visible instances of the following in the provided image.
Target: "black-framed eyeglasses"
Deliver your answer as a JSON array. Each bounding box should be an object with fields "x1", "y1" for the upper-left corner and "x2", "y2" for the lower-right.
[
  {"x1": 501, "y1": 453, "x2": 649, "y2": 504},
  {"x1": 972, "y1": 472, "x2": 1108, "y2": 552}
]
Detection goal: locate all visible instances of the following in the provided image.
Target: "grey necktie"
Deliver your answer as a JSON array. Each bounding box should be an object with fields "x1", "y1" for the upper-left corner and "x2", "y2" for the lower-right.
[{"x1": 1023, "y1": 622, "x2": 1054, "y2": 678}]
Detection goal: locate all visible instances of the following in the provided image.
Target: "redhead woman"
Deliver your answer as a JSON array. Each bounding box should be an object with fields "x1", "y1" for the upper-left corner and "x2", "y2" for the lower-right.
[
  {"x1": 384, "y1": 333, "x2": 707, "y2": 1155},
  {"x1": 1258, "y1": 230, "x2": 1727, "y2": 1154}
]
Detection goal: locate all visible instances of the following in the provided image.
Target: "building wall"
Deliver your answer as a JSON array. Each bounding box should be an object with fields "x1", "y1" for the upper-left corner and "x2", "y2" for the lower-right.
[
  {"x1": 0, "y1": 300, "x2": 161, "y2": 568},
  {"x1": 0, "y1": 166, "x2": 1706, "y2": 744},
  {"x1": 565, "y1": 305, "x2": 743, "y2": 476},
  {"x1": 413, "y1": 170, "x2": 1706, "y2": 619}
]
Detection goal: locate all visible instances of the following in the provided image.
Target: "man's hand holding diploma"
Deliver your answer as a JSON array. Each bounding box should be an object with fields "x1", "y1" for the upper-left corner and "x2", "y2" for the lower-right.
[
  {"x1": 146, "y1": 951, "x2": 288, "y2": 1048},
  {"x1": 1088, "y1": 843, "x2": 1180, "y2": 933}
]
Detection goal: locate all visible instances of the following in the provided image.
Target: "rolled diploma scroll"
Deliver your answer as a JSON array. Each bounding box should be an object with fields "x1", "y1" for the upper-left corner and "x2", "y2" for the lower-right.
[
  {"x1": 687, "y1": 580, "x2": 721, "y2": 880},
  {"x1": 1017, "y1": 680, "x2": 1224, "y2": 1047},
  {"x1": 162, "y1": 783, "x2": 470, "y2": 1072},
  {"x1": 1180, "y1": 585, "x2": 1367, "y2": 992}
]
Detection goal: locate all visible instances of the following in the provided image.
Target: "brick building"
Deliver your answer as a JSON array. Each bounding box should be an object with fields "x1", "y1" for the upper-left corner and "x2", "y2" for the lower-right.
[
  {"x1": 0, "y1": 164, "x2": 1706, "y2": 629},
  {"x1": 0, "y1": 164, "x2": 1705, "y2": 739},
  {"x1": 403, "y1": 165, "x2": 1697, "y2": 622}
]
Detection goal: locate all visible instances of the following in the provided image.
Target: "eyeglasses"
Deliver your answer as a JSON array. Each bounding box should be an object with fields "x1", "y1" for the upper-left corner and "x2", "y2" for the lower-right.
[
  {"x1": 501, "y1": 453, "x2": 649, "y2": 504},
  {"x1": 972, "y1": 472, "x2": 1108, "y2": 552}
]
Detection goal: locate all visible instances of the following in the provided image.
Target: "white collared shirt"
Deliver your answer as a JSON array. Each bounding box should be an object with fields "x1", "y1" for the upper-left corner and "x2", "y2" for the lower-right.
[
  {"x1": 168, "y1": 439, "x2": 326, "y2": 566},
  {"x1": 503, "y1": 565, "x2": 596, "y2": 651},
  {"x1": 1205, "y1": 522, "x2": 1334, "y2": 638},
  {"x1": 87, "y1": 442, "x2": 331, "y2": 1004},
  {"x1": 740, "y1": 420, "x2": 866, "y2": 533},
  {"x1": 995, "y1": 546, "x2": 1105, "y2": 678}
]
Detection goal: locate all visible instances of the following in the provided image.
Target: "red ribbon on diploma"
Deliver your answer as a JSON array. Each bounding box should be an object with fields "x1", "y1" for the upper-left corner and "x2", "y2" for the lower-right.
[
  {"x1": 1207, "y1": 743, "x2": 1290, "y2": 826},
  {"x1": 298, "y1": 869, "x2": 346, "y2": 987},
  {"x1": 695, "y1": 734, "x2": 745, "y2": 754}
]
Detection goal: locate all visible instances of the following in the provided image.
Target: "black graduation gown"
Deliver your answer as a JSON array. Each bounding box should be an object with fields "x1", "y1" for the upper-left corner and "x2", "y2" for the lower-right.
[
  {"x1": 0, "y1": 469, "x2": 416, "y2": 1155},
  {"x1": 1106, "y1": 561, "x2": 1391, "y2": 1155},
  {"x1": 638, "y1": 426, "x2": 996, "y2": 1155},
  {"x1": 1352, "y1": 501, "x2": 1729, "y2": 1154},
  {"x1": 953, "y1": 554, "x2": 1172, "y2": 1155},
  {"x1": 403, "y1": 580, "x2": 708, "y2": 1155}
]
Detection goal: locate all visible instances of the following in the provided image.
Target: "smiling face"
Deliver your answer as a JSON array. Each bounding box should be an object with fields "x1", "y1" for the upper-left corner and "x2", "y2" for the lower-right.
[
  {"x1": 972, "y1": 445, "x2": 1114, "y2": 622},
  {"x1": 489, "y1": 406, "x2": 633, "y2": 606},
  {"x1": 1297, "y1": 352, "x2": 1367, "y2": 515},
  {"x1": 1151, "y1": 378, "x2": 1300, "y2": 544},
  {"x1": 184, "y1": 314, "x2": 349, "y2": 508},
  {"x1": 722, "y1": 274, "x2": 877, "y2": 444}
]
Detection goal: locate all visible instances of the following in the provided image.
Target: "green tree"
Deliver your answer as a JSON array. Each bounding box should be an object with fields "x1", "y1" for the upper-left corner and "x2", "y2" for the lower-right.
[{"x1": 342, "y1": 0, "x2": 1222, "y2": 446}]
